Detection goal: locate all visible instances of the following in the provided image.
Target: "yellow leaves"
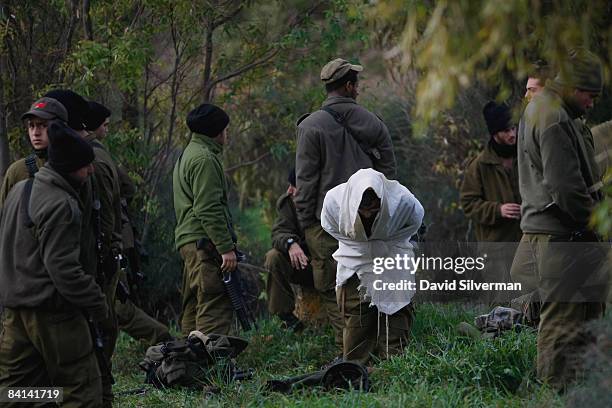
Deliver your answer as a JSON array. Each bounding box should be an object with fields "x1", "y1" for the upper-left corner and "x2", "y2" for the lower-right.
[{"x1": 369, "y1": 0, "x2": 610, "y2": 123}]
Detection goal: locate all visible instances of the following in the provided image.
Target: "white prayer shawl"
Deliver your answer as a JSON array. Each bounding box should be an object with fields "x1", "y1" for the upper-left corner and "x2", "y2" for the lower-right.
[{"x1": 321, "y1": 168, "x2": 424, "y2": 315}]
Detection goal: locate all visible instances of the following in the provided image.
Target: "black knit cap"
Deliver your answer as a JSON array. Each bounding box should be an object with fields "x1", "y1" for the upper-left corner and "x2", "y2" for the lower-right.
[
  {"x1": 482, "y1": 101, "x2": 513, "y2": 136},
  {"x1": 47, "y1": 120, "x2": 95, "y2": 174},
  {"x1": 85, "y1": 101, "x2": 111, "y2": 131},
  {"x1": 44, "y1": 89, "x2": 89, "y2": 131},
  {"x1": 186, "y1": 103, "x2": 229, "y2": 137}
]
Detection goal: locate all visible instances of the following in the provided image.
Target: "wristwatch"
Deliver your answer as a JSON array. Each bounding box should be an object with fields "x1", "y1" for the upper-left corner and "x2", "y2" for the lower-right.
[{"x1": 286, "y1": 238, "x2": 295, "y2": 250}]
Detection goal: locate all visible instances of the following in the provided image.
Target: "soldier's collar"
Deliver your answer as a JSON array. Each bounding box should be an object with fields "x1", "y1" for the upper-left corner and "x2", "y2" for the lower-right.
[
  {"x1": 193, "y1": 133, "x2": 223, "y2": 154},
  {"x1": 322, "y1": 96, "x2": 357, "y2": 107},
  {"x1": 480, "y1": 142, "x2": 504, "y2": 164}
]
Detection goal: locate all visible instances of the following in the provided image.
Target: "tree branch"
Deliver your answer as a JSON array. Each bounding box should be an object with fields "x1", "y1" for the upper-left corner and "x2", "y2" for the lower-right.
[
  {"x1": 212, "y1": 5, "x2": 243, "y2": 29},
  {"x1": 204, "y1": 48, "x2": 279, "y2": 100},
  {"x1": 225, "y1": 151, "x2": 272, "y2": 174}
]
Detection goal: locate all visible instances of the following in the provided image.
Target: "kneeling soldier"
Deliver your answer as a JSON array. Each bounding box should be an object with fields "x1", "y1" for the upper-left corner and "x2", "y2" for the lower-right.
[
  {"x1": 265, "y1": 169, "x2": 313, "y2": 329},
  {"x1": 0, "y1": 121, "x2": 108, "y2": 407}
]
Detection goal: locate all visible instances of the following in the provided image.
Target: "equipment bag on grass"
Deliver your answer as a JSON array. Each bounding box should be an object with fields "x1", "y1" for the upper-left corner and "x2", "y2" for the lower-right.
[{"x1": 139, "y1": 331, "x2": 251, "y2": 388}]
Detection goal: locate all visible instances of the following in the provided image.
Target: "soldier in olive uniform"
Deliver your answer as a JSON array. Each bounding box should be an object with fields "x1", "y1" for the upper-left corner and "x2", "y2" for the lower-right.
[
  {"x1": 0, "y1": 97, "x2": 68, "y2": 207},
  {"x1": 115, "y1": 165, "x2": 172, "y2": 344},
  {"x1": 511, "y1": 48, "x2": 609, "y2": 389},
  {"x1": 0, "y1": 121, "x2": 107, "y2": 407},
  {"x1": 460, "y1": 101, "x2": 522, "y2": 304},
  {"x1": 173, "y1": 104, "x2": 236, "y2": 336},
  {"x1": 296, "y1": 58, "x2": 397, "y2": 350},
  {"x1": 45, "y1": 91, "x2": 119, "y2": 406},
  {"x1": 321, "y1": 169, "x2": 424, "y2": 365},
  {"x1": 85, "y1": 101, "x2": 172, "y2": 345},
  {"x1": 264, "y1": 169, "x2": 313, "y2": 329}
]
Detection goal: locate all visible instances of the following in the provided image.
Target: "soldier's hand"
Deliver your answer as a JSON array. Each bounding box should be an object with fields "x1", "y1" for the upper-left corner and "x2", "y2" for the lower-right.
[
  {"x1": 288, "y1": 243, "x2": 309, "y2": 270},
  {"x1": 221, "y1": 250, "x2": 237, "y2": 273},
  {"x1": 500, "y1": 203, "x2": 521, "y2": 220}
]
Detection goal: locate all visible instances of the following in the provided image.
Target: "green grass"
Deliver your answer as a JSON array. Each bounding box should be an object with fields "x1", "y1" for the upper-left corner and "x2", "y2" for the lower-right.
[{"x1": 111, "y1": 303, "x2": 563, "y2": 407}]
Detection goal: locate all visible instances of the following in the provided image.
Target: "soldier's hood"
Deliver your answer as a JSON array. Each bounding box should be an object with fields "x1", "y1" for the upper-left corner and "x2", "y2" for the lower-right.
[{"x1": 36, "y1": 164, "x2": 83, "y2": 202}]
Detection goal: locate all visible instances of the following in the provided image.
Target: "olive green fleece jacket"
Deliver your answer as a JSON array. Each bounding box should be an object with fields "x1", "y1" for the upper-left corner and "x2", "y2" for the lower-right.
[
  {"x1": 271, "y1": 192, "x2": 305, "y2": 254},
  {"x1": 0, "y1": 165, "x2": 108, "y2": 320},
  {"x1": 518, "y1": 81, "x2": 599, "y2": 234},
  {"x1": 0, "y1": 154, "x2": 45, "y2": 208},
  {"x1": 173, "y1": 134, "x2": 234, "y2": 253},
  {"x1": 459, "y1": 142, "x2": 522, "y2": 242},
  {"x1": 87, "y1": 136, "x2": 123, "y2": 257}
]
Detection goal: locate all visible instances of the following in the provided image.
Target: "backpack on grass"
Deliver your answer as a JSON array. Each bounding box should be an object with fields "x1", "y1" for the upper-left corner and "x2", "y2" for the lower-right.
[{"x1": 138, "y1": 331, "x2": 251, "y2": 388}]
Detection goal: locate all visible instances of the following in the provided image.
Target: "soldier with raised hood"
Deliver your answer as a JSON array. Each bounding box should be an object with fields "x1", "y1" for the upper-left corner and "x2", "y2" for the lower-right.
[
  {"x1": 296, "y1": 58, "x2": 396, "y2": 351},
  {"x1": 0, "y1": 121, "x2": 107, "y2": 407}
]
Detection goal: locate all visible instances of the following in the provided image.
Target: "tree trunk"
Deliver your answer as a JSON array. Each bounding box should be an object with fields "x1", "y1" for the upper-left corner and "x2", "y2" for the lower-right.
[
  {"x1": 122, "y1": 89, "x2": 139, "y2": 129},
  {"x1": 82, "y1": 0, "x2": 93, "y2": 40},
  {"x1": 0, "y1": 55, "x2": 10, "y2": 179}
]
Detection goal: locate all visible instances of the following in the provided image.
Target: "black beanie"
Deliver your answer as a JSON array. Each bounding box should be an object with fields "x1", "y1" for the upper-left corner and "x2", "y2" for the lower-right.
[
  {"x1": 85, "y1": 101, "x2": 111, "y2": 131},
  {"x1": 186, "y1": 104, "x2": 229, "y2": 137},
  {"x1": 47, "y1": 121, "x2": 95, "y2": 173},
  {"x1": 482, "y1": 101, "x2": 513, "y2": 136},
  {"x1": 288, "y1": 168, "x2": 296, "y2": 187},
  {"x1": 44, "y1": 89, "x2": 89, "y2": 131}
]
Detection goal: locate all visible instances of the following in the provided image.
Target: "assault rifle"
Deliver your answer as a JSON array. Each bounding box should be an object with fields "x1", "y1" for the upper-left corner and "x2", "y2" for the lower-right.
[
  {"x1": 85, "y1": 313, "x2": 114, "y2": 385},
  {"x1": 196, "y1": 238, "x2": 258, "y2": 332}
]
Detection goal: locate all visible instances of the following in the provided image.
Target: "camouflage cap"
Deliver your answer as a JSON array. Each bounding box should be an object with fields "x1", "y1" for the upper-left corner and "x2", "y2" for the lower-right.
[
  {"x1": 320, "y1": 58, "x2": 363, "y2": 84},
  {"x1": 21, "y1": 97, "x2": 68, "y2": 122}
]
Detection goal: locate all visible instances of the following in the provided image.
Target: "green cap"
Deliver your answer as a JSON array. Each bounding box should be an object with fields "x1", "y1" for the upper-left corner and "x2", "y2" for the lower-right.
[
  {"x1": 21, "y1": 97, "x2": 68, "y2": 122},
  {"x1": 556, "y1": 48, "x2": 603, "y2": 93},
  {"x1": 320, "y1": 58, "x2": 363, "y2": 84}
]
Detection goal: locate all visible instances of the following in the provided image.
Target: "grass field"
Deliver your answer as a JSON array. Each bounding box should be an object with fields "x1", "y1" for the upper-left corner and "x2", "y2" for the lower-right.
[{"x1": 110, "y1": 302, "x2": 575, "y2": 407}]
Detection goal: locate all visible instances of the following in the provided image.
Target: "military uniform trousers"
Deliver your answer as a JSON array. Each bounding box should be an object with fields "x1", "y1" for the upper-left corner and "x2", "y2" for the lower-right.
[
  {"x1": 510, "y1": 233, "x2": 609, "y2": 389},
  {"x1": 115, "y1": 269, "x2": 172, "y2": 345},
  {"x1": 304, "y1": 224, "x2": 344, "y2": 350},
  {"x1": 337, "y1": 275, "x2": 414, "y2": 365},
  {"x1": 98, "y1": 269, "x2": 119, "y2": 408},
  {"x1": 116, "y1": 299, "x2": 172, "y2": 346},
  {"x1": 0, "y1": 308, "x2": 103, "y2": 407},
  {"x1": 264, "y1": 248, "x2": 314, "y2": 316},
  {"x1": 179, "y1": 242, "x2": 233, "y2": 336}
]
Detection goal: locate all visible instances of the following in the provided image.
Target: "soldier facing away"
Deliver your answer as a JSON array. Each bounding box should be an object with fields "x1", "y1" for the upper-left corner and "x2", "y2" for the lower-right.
[
  {"x1": 295, "y1": 58, "x2": 397, "y2": 352},
  {"x1": 45, "y1": 90, "x2": 120, "y2": 407}
]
